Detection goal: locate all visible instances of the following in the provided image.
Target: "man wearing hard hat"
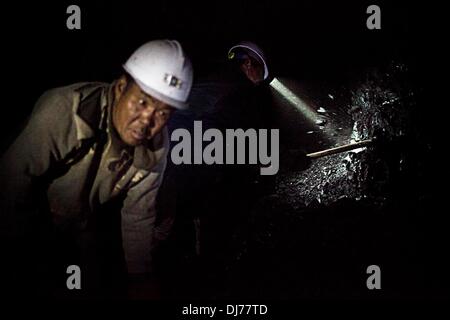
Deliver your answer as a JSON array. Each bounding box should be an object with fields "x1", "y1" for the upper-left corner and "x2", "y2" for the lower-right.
[
  {"x1": 200, "y1": 40, "x2": 273, "y2": 129},
  {"x1": 0, "y1": 40, "x2": 193, "y2": 298},
  {"x1": 227, "y1": 40, "x2": 270, "y2": 85}
]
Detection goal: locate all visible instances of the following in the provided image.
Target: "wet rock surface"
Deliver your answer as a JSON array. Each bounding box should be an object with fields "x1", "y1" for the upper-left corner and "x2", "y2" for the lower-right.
[
  {"x1": 276, "y1": 62, "x2": 418, "y2": 209},
  {"x1": 159, "y1": 61, "x2": 444, "y2": 299}
]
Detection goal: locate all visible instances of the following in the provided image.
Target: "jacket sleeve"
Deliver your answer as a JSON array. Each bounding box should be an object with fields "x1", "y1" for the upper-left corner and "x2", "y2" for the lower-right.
[
  {"x1": 121, "y1": 145, "x2": 168, "y2": 274},
  {"x1": 0, "y1": 89, "x2": 75, "y2": 238}
]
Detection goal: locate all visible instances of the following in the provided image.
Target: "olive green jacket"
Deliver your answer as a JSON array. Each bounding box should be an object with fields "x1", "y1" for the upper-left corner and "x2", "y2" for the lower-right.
[{"x1": 0, "y1": 82, "x2": 169, "y2": 274}]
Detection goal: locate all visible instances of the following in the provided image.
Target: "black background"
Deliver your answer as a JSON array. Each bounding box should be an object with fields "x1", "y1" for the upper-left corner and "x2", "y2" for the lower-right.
[{"x1": 0, "y1": 0, "x2": 446, "y2": 306}]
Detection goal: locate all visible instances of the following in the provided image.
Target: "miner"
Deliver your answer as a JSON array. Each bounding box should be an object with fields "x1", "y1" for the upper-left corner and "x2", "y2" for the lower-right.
[{"x1": 0, "y1": 39, "x2": 193, "y2": 298}]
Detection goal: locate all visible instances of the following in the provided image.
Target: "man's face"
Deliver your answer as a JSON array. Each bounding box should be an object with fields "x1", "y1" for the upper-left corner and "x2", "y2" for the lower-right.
[
  {"x1": 241, "y1": 57, "x2": 265, "y2": 84},
  {"x1": 112, "y1": 76, "x2": 175, "y2": 146}
]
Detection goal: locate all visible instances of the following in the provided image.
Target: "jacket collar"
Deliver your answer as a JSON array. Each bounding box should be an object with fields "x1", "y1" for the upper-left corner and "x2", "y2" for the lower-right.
[{"x1": 73, "y1": 82, "x2": 108, "y2": 141}]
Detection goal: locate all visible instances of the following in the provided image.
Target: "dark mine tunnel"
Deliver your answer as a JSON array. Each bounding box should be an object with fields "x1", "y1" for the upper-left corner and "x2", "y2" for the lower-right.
[{"x1": 0, "y1": 0, "x2": 446, "y2": 307}]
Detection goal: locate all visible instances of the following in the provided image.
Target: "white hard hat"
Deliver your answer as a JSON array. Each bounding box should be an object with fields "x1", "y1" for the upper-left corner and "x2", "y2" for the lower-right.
[
  {"x1": 228, "y1": 41, "x2": 269, "y2": 80},
  {"x1": 123, "y1": 40, "x2": 193, "y2": 110}
]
